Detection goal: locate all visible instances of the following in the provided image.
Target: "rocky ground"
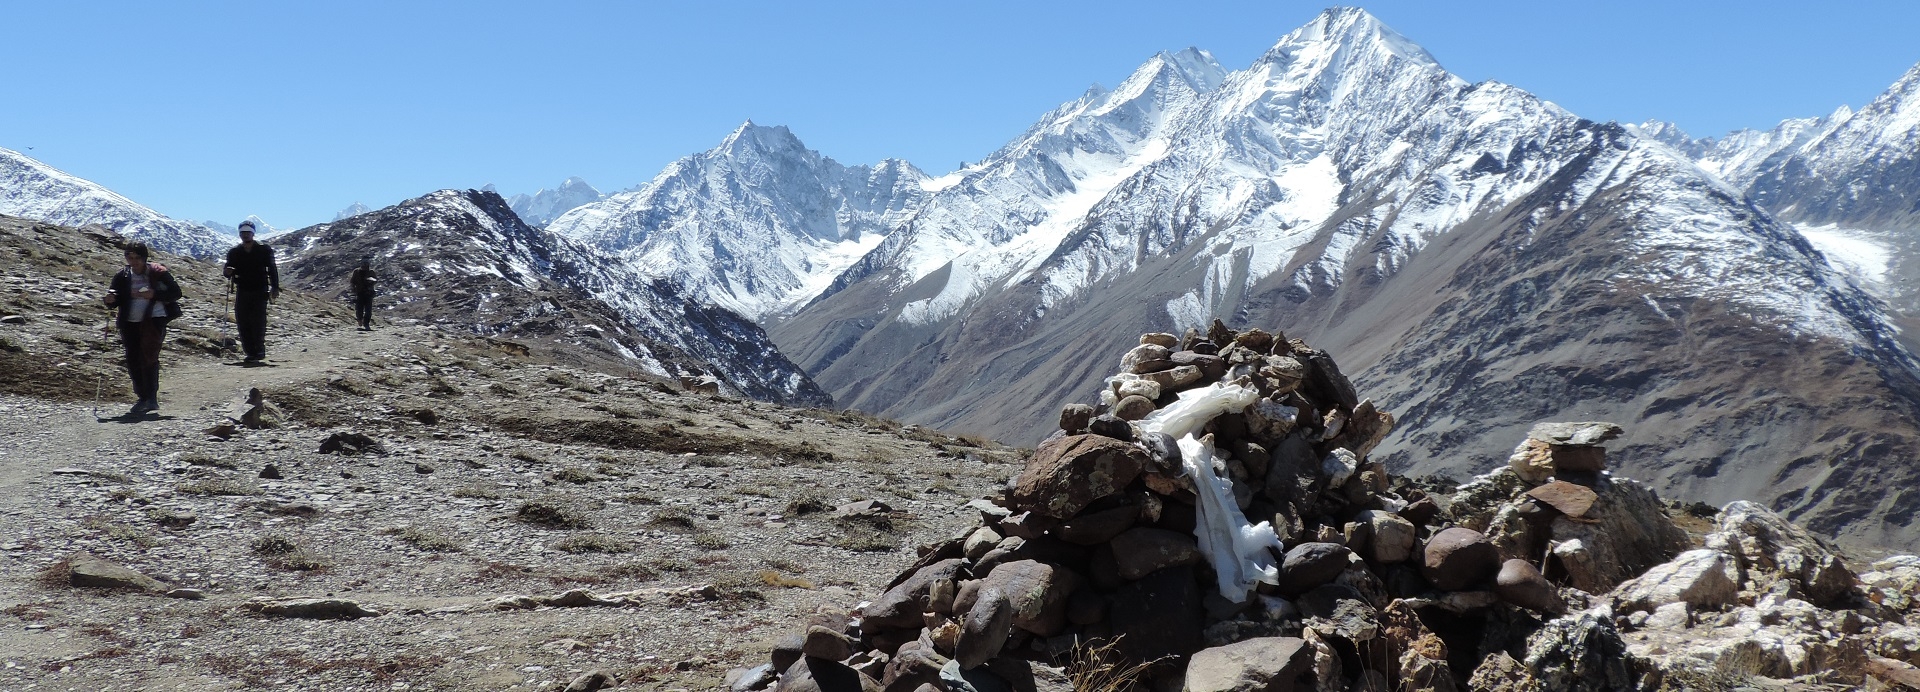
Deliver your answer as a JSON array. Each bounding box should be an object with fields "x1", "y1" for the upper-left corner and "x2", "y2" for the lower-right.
[
  {"x1": 0, "y1": 218, "x2": 1023, "y2": 690},
  {"x1": 743, "y1": 323, "x2": 1920, "y2": 692}
]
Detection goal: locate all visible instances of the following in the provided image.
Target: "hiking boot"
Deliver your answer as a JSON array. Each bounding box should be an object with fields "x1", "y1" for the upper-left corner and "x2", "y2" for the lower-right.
[{"x1": 128, "y1": 400, "x2": 152, "y2": 415}]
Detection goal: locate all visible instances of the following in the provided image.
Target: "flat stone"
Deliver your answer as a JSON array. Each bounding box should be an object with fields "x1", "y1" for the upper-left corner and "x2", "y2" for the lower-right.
[
  {"x1": 1053, "y1": 504, "x2": 1139, "y2": 545},
  {"x1": 1171, "y1": 351, "x2": 1227, "y2": 381},
  {"x1": 1525, "y1": 481, "x2": 1598, "y2": 518},
  {"x1": 1121, "y1": 344, "x2": 1174, "y2": 374},
  {"x1": 1185, "y1": 637, "x2": 1311, "y2": 692},
  {"x1": 1526, "y1": 422, "x2": 1623, "y2": 447},
  {"x1": 1297, "y1": 584, "x2": 1379, "y2": 643},
  {"x1": 1142, "y1": 365, "x2": 1203, "y2": 389},
  {"x1": 66, "y1": 553, "x2": 166, "y2": 592},
  {"x1": 835, "y1": 499, "x2": 892, "y2": 517},
  {"x1": 1611, "y1": 549, "x2": 1740, "y2": 614},
  {"x1": 1108, "y1": 527, "x2": 1201, "y2": 580},
  {"x1": 243, "y1": 597, "x2": 382, "y2": 619}
]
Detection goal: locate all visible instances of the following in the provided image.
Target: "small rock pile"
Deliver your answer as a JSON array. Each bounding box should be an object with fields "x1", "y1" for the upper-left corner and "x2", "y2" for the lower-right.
[{"x1": 744, "y1": 321, "x2": 1920, "y2": 692}]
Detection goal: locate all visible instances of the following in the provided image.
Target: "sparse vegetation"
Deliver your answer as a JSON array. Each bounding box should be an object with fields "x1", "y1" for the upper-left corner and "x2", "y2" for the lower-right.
[
  {"x1": 648, "y1": 506, "x2": 696, "y2": 530},
  {"x1": 830, "y1": 513, "x2": 905, "y2": 553},
  {"x1": 180, "y1": 453, "x2": 240, "y2": 470},
  {"x1": 427, "y1": 376, "x2": 462, "y2": 397},
  {"x1": 757, "y1": 570, "x2": 814, "y2": 589},
  {"x1": 451, "y1": 484, "x2": 505, "y2": 500},
  {"x1": 250, "y1": 535, "x2": 299, "y2": 556},
  {"x1": 548, "y1": 467, "x2": 596, "y2": 484},
  {"x1": 692, "y1": 533, "x2": 731, "y2": 550},
  {"x1": 553, "y1": 533, "x2": 630, "y2": 554},
  {"x1": 381, "y1": 526, "x2": 464, "y2": 552},
  {"x1": 178, "y1": 478, "x2": 261, "y2": 496},
  {"x1": 514, "y1": 497, "x2": 592, "y2": 529},
  {"x1": 251, "y1": 534, "x2": 326, "y2": 570},
  {"x1": 82, "y1": 516, "x2": 157, "y2": 548},
  {"x1": 784, "y1": 495, "x2": 830, "y2": 516}
]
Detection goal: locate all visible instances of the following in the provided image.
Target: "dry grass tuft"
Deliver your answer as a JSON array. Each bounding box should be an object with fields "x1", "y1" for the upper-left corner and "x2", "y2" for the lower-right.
[{"x1": 1064, "y1": 637, "x2": 1160, "y2": 692}]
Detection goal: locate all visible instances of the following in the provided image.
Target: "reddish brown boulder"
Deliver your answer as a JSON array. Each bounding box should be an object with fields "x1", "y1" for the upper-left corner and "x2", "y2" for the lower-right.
[
  {"x1": 1006, "y1": 435, "x2": 1148, "y2": 519},
  {"x1": 1421, "y1": 528, "x2": 1500, "y2": 591}
]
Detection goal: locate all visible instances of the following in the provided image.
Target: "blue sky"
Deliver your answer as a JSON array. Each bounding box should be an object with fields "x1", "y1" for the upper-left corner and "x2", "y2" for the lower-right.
[{"x1": 4, "y1": 1, "x2": 1917, "y2": 229}]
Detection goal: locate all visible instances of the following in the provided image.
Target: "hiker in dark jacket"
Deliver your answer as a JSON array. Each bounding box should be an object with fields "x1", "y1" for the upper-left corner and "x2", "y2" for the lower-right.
[
  {"x1": 222, "y1": 221, "x2": 279, "y2": 362},
  {"x1": 350, "y1": 257, "x2": 376, "y2": 330},
  {"x1": 102, "y1": 241, "x2": 181, "y2": 415}
]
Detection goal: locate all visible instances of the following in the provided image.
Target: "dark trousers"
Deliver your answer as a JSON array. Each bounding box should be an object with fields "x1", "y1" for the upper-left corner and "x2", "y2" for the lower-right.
[
  {"x1": 355, "y1": 294, "x2": 374, "y2": 328},
  {"x1": 121, "y1": 320, "x2": 165, "y2": 402},
  {"x1": 235, "y1": 289, "x2": 269, "y2": 358}
]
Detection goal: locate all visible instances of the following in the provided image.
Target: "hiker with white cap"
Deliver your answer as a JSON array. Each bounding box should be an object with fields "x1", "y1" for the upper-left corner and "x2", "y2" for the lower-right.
[{"x1": 222, "y1": 220, "x2": 280, "y2": 363}]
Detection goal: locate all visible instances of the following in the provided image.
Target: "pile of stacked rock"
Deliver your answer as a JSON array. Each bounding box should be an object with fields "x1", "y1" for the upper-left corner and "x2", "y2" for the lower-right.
[{"x1": 739, "y1": 321, "x2": 1920, "y2": 692}]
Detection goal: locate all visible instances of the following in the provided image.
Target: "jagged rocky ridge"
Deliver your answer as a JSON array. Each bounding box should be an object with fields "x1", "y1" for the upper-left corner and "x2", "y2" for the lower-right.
[
  {"x1": 742, "y1": 326, "x2": 1920, "y2": 692},
  {"x1": 764, "y1": 8, "x2": 1920, "y2": 549},
  {"x1": 549, "y1": 123, "x2": 930, "y2": 321},
  {"x1": 0, "y1": 146, "x2": 230, "y2": 258},
  {"x1": 275, "y1": 189, "x2": 829, "y2": 406}
]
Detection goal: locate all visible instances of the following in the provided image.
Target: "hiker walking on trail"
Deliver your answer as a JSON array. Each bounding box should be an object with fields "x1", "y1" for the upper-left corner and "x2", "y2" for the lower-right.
[
  {"x1": 350, "y1": 257, "x2": 376, "y2": 330},
  {"x1": 102, "y1": 241, "x2": 181, "y2": 415},
  {"x1": 222, "y1": 221, "x2": 280, "y2": 362}
]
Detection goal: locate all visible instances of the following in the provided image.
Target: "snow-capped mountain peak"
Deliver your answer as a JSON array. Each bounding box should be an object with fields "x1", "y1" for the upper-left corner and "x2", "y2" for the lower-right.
[
  {"x1": 547, "y1": 125, "x2": 929, "y2": 321},
  {"x1": 0, "y1": 146, "x2": 229, "y2": 257},
  {"x1": 203, "y1": 215, "x2": 276, "y2": 238},
  {"x1": 1260, "y1": 7, "x2": 1443, "y2": 75},
  {"x1": 505, "y1": 177, "x2": 604, "y2": 227},
  {"x1": 333, "y1": 202, "x2": 373, "y2": 222}
]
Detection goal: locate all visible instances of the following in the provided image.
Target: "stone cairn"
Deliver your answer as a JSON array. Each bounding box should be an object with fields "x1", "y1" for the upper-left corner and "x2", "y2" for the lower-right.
[{"x1": 739, "y1": 321, "x2": 1920, "y2": 692}]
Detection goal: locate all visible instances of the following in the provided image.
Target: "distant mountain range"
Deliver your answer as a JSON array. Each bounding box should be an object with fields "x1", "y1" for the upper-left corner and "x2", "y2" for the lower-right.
[
  {"x1": 506, "y1": 177, "x2": 604, "y2": 227},
  {"x1": 0, "y1": 146, "x2": 230, "y2": 257},
  {"x1": 548, "y1": 124, "x2": 929, "y2": 321},
  {"x1": 6, "y1": 7, "x2": 1920, "y2": 547},
  {"x1": 273, "y1": 189, "x2": 829, "y2": 406}
]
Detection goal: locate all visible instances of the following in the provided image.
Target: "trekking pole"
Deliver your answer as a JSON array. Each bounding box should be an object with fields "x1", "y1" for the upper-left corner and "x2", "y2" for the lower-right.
[
  {"x1": 223, "y1": 279, "x2": 235, "y2": 351},
  {"x1": 95, "y1": 301, "x2": 112, "y2": 420}
]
